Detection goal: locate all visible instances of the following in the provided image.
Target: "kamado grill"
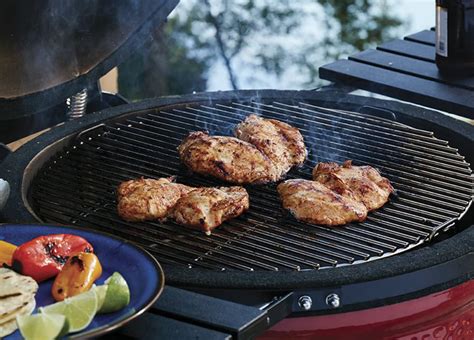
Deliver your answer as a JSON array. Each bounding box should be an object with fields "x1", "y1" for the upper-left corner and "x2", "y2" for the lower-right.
[
  {"x1": 2, "y1": 90, "x2": 474, "y2": 338},
  {"x1": 6, "y1": 91, "x2": 474, "y2": 274},
  {"x1": 1, "y1": 2, "x2": 473, "y2": 339}
]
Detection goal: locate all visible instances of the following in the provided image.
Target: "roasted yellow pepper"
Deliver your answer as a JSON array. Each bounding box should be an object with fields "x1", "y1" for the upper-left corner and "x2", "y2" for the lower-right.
[
  {"x1": 52, "y1": 252, "x2": 102, "y2": 301},
  {"x1": 0, "y1": 240, "x2": 17, "y2": 266}
]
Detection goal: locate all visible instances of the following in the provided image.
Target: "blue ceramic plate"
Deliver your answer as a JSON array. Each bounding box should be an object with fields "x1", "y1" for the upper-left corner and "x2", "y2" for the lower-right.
[{"x1": 0, "y1": 224, "x2": 164, "y2": 339}]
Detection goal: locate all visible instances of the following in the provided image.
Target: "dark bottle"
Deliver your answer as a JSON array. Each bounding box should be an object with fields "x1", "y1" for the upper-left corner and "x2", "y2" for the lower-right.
[{"x1": 435, "y1": 0, "x2": 474, "y2": 74}]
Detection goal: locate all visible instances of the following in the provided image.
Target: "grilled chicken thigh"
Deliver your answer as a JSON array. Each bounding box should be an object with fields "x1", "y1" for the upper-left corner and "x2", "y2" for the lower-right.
[
  {"x1": 235, "y1": 114, "x2": 307, "y2": 179},
  {"x1": 117, "y1": 177, "x2": 193, "y2": 222},
  {"x1": 277, "y1": 179, "x2": 368, "y2": 225},
  {"x1": 117, "y1": 177, "x2": 249, "y2": 233},
  {"x1": 178, "y1": 131, "x2": 276, "y2": 184},
  {"x1": 178, "y1": 116, "x2": 307, "y2": 184},
  {"x1": 313, "y1": 160, "x2": 393, "y2": 211},
  {"x1": 172, "y1": 186, "x2": 249, "y2": 235}
]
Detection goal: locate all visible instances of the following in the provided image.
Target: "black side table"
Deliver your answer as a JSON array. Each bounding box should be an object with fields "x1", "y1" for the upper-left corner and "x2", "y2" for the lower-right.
[{"x1": 319, "y1": 29, "x2": 474, "y2": 119}]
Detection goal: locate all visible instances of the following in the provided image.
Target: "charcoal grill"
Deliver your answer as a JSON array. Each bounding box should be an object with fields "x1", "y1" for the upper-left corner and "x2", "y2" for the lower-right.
[
  {"x1": 2, "y1": 89, "x2": 473, "y2": 295},
  {"x1": 1, "y1": 89, "x2": 474, "y2": 338},
  {"x1": 22, "y1": 94, "x2": 473, "y2": 272},
  {"x1": 1, "y1": 4, "x2": 473, "y2": 334}
]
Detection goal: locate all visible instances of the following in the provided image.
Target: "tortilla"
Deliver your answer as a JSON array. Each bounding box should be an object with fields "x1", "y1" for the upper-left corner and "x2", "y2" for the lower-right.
[
  {"x1": 0, "y1": 299, "x2": 36, "y2": 337},
  {"x1": 0, "y1": 268, "x2": 38, "y2": 296},
  {"x1": 0, "y1": 298, "x2": 36, "y2": 324},
  {"x1": 0, "y1": 318, "x2": 18, "y2": 338},
  {"x1": 0, "y1": 268, "x2": 38, "y2": 319}
]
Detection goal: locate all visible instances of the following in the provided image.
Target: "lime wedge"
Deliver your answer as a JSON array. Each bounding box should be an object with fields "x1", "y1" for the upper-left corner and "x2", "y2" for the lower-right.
[
  {"x1": 94, "y1": 284, "x2": 108, "y2": 311},
  {"x1": 16, "y1": 313, "x2": 68, "y2": 340},
  {"x1": 40, "y1": 289, "x2": 98, "y2": 333},
  {"x1": 99, "y1": 272, "x2": 130, "y2": 313}
]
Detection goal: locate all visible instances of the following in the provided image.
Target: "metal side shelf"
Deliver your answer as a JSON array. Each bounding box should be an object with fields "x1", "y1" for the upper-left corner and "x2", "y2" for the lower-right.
[{"x1": 107, "y1": 286, "x2": 293, "y2": 339}]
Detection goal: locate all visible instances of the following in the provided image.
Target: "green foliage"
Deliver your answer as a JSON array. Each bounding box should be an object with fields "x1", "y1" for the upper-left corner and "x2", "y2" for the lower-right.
[
  {"x1": 318, "y1": 0, "x2": 404, "y2": 58},
  {"x1": 118, "y1": 0, "x2": 405, "y2": 99}
]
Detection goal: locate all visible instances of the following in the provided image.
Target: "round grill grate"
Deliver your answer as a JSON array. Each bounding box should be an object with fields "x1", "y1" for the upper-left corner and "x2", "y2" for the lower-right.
[{"x1": 29, "y1": 100, "x2": 474, "y2": 271}]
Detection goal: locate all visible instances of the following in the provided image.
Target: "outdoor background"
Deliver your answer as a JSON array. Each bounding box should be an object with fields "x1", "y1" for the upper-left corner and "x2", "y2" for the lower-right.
[{"x1": 102, "y1": 0, "x2": 434, "y2": 100}]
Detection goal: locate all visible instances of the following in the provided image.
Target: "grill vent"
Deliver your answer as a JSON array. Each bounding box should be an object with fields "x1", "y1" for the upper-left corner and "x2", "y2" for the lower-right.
[{"x1": 30, "y1": 100, "x2": 474, "y2": 271}]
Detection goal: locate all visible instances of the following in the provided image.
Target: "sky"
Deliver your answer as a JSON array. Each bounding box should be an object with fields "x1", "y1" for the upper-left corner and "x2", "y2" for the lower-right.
[{"x1": 397, "y1": 0, "x2": 435, "y2": 32}]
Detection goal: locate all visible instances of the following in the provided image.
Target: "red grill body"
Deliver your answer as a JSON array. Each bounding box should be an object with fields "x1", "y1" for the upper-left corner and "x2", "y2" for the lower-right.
[{"x1": 262, "y1": 280, "x2": 474, "y2": 339}]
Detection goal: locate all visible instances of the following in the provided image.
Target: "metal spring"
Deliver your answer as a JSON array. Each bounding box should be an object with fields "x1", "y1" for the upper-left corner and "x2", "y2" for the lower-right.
[{"x1": 67, "y1": 88, "x2": 88, "y2": 120}]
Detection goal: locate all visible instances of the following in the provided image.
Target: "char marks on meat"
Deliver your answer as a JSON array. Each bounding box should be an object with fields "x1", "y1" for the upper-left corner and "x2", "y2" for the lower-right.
[
  {"x1": 234, "y1": 114, "x2": 307, "y2": 180},
  {"x1": 178, "y1": 131, "x2": 276, "y2": 184},
  {"x1": 172, "y1": 186, "x2": 249, "y2": 235},
  {"x1": 117, "y1": 177, "x2": 193, "y2": 222},
  {"x1": 277, "y1": 179, "x2": 368, "y2": 226},
  {"x1": 278, "y1": 161, "x2": 393, "y2": 226},
  {"x1": 178, "y1": 115, "x2": 307, "y2": 184},
  {"x1": 117, "y1": 177, "x2": 249, "y2": 234},
  {"x1": 313, "y1": 160, "x2": 393, "y2": 211}
]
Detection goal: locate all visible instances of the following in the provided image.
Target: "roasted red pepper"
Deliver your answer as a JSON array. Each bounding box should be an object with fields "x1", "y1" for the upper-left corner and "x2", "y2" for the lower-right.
[{"x1": 11, "y1": 234, "x2": 93, "y2": 282}]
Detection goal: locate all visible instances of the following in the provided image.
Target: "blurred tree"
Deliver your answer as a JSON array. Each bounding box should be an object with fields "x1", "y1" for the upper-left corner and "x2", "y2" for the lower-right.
[
  {"x1": 318, "y1": 0, "x2": 404, "y2": 58},
  {"x1": 118, "y1": 15, "x2": 211, "y2": 100},
  {"x1": 119, "y1": 0, "x2": 404, "y2": 99}
]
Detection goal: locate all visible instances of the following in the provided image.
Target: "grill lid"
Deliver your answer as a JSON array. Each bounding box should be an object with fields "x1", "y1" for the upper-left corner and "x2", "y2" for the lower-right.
[
  {"x1": 0, "y1": 0, "x2": 179, "y2": 119},
  {"x1": 26, "y1": 95, "x2": 474, "y2": 276}
]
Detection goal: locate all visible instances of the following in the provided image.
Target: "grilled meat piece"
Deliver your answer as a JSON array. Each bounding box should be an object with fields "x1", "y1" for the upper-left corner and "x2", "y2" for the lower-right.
[
  {"x1": 178, "y1": 116, "x2": 307, "y2": 184},
  {"x1": 117, "y1": 177, "x2": 249, "y2": 233},
  {"x1": 277, "y1": 179, "x2": 368, "y2": 225},
  {"x1": 313, "y1": 160, "x2": 393, "y2": 211},
  {"x1": 117, "y1": 177, "x2": 193, "y2": 222},
  {"x1": 235, "y1": 114, "x2": 307, "y2": 179},
  {"x1": 178, "y1": 131, "x2": 276, "y2": 184},
  {"x1": 172, "y1": 186, "x2": 249, "y2": 235}
]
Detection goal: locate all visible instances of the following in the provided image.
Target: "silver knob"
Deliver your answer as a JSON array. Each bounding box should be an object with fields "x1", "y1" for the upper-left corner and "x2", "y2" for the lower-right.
[
  {"x1": 298, "y1": 295, "x2": 312, "y2": 311},
  {"x1": 325, "y1": 293, "x2": 340, "y2": 308}
]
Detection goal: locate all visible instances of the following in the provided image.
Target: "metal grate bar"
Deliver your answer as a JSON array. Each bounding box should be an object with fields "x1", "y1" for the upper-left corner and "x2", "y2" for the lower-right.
[
  {"x1": 289, "y1": 102, "x2": 449, "y2": 144},
  {"x1": 165, "y1": 106, "x2": 469, "y2": 170},
  {"x1": 219, "y1": 103, "x2": 464, "y2": 158},
  {"x1": 153, "y1": 108, "x2": 471, "y2": 180},
  {"x1": 111, "y1": 116, "x2": 471, "y2": 203},
  {"x1": 354, "y1": 222, "x2": 416, "y2": 244},
  {"x1": 251, "y1": 102, "x2": 456, "y2": 151},
  {"x1": 162, "y1": 106, "x2": 472, "y2": 195},
  {"x1": 61, "y1": 131, "x2": 464, "y2": 230},
  {"x1": 394, "y1": 192, "x2": 468, "y2": 211},
  {"x1": 247, "y1": 219, "x2": 395, "y2": 255},
  {"x1": 68, "y1": 133, "x2": 464, "y2": 229},
  {"x1": 390, "y1": 201, "x2": 459, "y2": 218},
  {"x1": 298, "y1": 103, "x2": 434, "y2": 136},
  {"x1": 29, "y1": 99, "x2": 473, "y2": 272},
  {"x1": 204, "y1": 104, "x2": 471, "y2": 186}
]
